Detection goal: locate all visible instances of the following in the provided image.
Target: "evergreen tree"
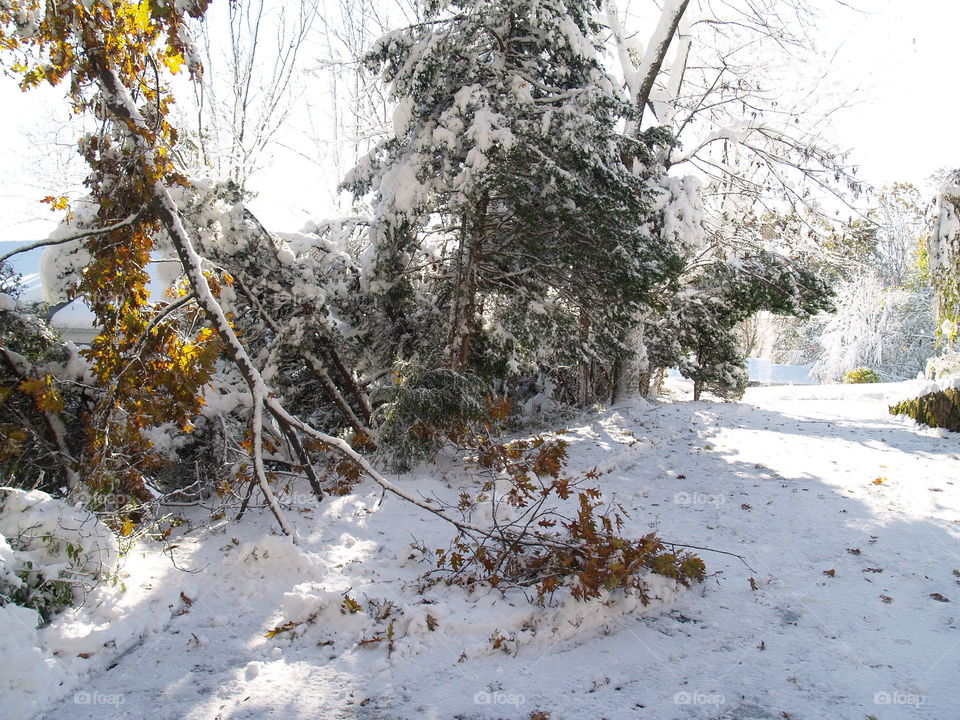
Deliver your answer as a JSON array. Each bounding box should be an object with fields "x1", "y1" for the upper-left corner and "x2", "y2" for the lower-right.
[
  {"x1": 648, "y1": 250, "x2": 831, "y2": 400},
  {"x1": 343, "y1": 0, "x2": 679, "y2": 390}
]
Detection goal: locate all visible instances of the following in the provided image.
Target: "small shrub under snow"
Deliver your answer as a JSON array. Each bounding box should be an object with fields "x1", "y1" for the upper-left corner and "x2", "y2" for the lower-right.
[
  {"x1": 0, "y1": 487, "x2": 119, "y2": 622},
  {"x1": 843, "y1": 367, "x2": 880, "y2": 384}
]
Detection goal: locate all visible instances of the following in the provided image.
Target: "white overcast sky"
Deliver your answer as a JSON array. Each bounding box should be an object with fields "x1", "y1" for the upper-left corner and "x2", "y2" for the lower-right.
[
  {"x1": 824, "y1": 0, "x2": 958, "y2": 188},
  {"x1": 0, "y1": 0, "x2": 957, "y2": 247}
]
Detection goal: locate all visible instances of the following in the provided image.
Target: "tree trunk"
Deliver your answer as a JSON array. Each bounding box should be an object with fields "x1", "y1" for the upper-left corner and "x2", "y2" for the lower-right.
[
  {"x1": 648, "y1": 367, "x2": 667, "y2": 397},
  {"x1": 447, "y1": 195, "x2": 487, "y2": 371},
  {"x1": 639, "y1": 368, "x2": 652, "y2": 398},
  {"x1": 578, "y1": 310, "x2": 591, "y2": 406},
  {"x1": 304, "y1": 351, "x2": 371, "y2": 437},
  {"x1": 633, "y1": 0, "x2": 691, "y2": 126},
  {"x1": 612, "y1": 314, "x2": 650, "y2": 403},
  {"x1": 693, "y1": 345, "x2": 706, "y2": 401},
  {"x1": 94, "y1": 58, "x2": 295, "y2": 539},
  {"x1": 316, "y1": 335, "x2": 373, "y2": 426}
]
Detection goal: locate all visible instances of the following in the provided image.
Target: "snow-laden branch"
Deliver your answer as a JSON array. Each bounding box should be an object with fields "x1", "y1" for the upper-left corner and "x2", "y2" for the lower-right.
[
  {"x1": 0, "y1": 208, "x2": 146, "y2": 265},
  {"x1": 603, "y1": 0, "x2": 642, "y2": 100},
  {"x1": 90, "y1": 49, "x2": 580, "y2": 551},
  {"x1": 631, "y1": 0, "x2": 691, "y2": 125}
]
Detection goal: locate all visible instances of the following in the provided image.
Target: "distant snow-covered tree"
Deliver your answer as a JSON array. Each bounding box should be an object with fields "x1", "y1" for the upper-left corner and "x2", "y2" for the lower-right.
[
  {"x1": 181, "y1": 0, "x2": 320, "y2": 189},
  {"x1": 811, "y1": 271, "x2": 935, "y2": 382},
  {"x1": 928, "y1": 170, "x2": 960, "y2": 344},
  {"x1": 803, "y1": 183, "x2": 937, "y2": 382}
]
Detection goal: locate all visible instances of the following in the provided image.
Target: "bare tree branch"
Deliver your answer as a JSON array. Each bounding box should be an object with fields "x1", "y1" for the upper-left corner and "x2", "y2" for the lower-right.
[{"x1": 0, "y1": 208, "x2": 146, "y2": 265}]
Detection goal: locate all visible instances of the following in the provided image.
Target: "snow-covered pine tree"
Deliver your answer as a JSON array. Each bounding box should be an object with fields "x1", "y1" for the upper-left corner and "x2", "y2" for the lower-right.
[
  {"x1": 770, "y1": 184, "x2": 936, "y2": 382},
  {"x1": 342, "y1": 0, "x2": 679, "y2": 402}
]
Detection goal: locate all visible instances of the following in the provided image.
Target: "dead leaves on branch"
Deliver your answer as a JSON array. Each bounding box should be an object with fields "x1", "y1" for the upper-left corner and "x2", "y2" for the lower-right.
[{"x1": 424, "y1": 424, "x2": 705, "y2": 605}]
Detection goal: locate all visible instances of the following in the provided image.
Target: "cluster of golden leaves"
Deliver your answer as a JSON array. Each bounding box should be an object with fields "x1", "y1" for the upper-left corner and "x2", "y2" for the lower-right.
[{"x1": 0, "y1": 1, "x2": 207, "y2": 91}]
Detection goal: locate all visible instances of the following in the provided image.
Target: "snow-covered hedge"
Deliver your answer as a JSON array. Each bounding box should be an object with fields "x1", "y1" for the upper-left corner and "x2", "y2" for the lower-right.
[
  {"x1": 888, "y1": 377, "x2": 960, "y2": 432},
  {"x1": 0, "y1": 488, "x2": 119, "y2": 621}
]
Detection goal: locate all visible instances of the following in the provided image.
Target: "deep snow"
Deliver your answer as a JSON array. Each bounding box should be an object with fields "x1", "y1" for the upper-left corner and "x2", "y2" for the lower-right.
[{"x1": 12, "y1": 380, "x2": 960, "y2": 720}]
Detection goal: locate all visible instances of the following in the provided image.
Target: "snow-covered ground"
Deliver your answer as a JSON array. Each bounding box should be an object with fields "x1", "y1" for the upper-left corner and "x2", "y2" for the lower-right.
[{"x1": 12, "y1": 380, "x2": 960, "y2": 720}]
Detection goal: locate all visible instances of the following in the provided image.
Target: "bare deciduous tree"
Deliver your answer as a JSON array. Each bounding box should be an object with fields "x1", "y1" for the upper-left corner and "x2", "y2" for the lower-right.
[{"x1": 185, "y1": 0, "x2": 320, "y2": 189}]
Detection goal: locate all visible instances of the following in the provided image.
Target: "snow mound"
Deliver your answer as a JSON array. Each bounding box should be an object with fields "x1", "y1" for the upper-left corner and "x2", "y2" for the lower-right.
[
  {"x1": 0, "y1": 488, "x2": 119, "y2": 609},
  {"x1": 885, "y1": 375, "x2": 960, "y2": 405},
  {"x1": 0, "y1": 603, "x2": 63, "y2": 720},
  {"x1": 0, "y1": 488, "x2": 120, "y2": 720},
  {"x1": 269, "y1": 572, "x2": 684, "y2": 665}
]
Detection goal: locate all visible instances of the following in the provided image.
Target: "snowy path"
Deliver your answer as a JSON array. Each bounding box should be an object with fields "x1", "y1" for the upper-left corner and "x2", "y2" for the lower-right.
[{"x1": 36, "y1": 383, "x2": 960, "y2": 720}]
